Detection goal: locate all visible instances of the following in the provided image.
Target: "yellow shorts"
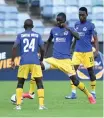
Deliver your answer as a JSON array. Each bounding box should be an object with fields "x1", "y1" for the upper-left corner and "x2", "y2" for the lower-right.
[
  {"x1": 44, "y1": 57, "x2": 76, "y2": 76},
  {"x1": 72, "y1": 51, "x2": 94, "y2": 68},
  {"x1": 17, "y1": 64, "x2": 42, "y2": 79}
]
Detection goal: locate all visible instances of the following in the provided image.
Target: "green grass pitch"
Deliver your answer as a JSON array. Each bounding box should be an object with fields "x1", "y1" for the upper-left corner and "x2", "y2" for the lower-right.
[{"x1": 0, "y1": 81, "x2": 103, "y2": 117}]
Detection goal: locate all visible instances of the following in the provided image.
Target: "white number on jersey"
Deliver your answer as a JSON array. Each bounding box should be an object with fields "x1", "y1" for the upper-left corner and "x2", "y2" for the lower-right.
[{"x1": 23, "y1": 38, "x2": 35, "y2": 52}]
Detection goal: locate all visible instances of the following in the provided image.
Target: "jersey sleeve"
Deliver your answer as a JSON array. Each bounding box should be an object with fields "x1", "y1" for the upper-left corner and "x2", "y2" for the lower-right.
[
  {"x1": 91, "y1": 23, "x2": 97, "y2": 36},
  {"x1": 38, "y1": 34, "x2": 44, "y2": 46}
]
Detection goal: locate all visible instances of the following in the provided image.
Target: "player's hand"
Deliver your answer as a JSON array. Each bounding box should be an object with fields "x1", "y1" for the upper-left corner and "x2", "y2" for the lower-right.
[
  {"x1": 94, "y1": 51, "x2": 98, "y2": 59},
  {"x1": 61, "y1": 23, "x2": 67, "y2": 28},
  {"x1": 11, "y1": 61, "x2": 15, "y2": 69}
]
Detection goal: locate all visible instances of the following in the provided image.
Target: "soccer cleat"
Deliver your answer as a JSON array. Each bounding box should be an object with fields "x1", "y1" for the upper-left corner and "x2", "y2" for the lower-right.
[
  {"x1": 14, "y1": 105, "x2": 21, "y2": 110},
  {"x1": 65, "y1": 92, "x2": 77, "y2": 99},
  {"x1": 22, "y1": 92, "x2": 35, "y2": 99},
  {"x1": 88, "y1": 95, "x2": 96, "y2": 104},
  {"x1": 91, "y1": 92, "x2": 96, "y2": 99},
  {"x1": 39, "y1": 106, "x2": 48, "y2": 110}
]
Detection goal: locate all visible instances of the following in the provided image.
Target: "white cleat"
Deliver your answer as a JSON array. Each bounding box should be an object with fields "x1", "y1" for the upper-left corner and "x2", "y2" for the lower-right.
[
  {"x1": 14, "y1": 105, "x2": 21, "y2": 110},
  {"x1": 39, "y1": 106, "x2": 48, "y2": 110}
]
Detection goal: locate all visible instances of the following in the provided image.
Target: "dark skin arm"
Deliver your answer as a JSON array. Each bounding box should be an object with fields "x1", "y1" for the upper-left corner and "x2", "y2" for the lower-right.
[
  {"x1": 11, "y1": 43, "x2": 17, "y2": 69},
  {"x1": 70, "y1": 38, "x2": 77, "y2": 55},
  {"x1": 39, "y1": 45, "x2": 45, "y2": 62},
  {"x1": 93, "y1": 35, "x2": 99, "y2": 58},
  {"x1": 45, "y1": 34, "x2": 53, "y2": 57},
  {"x1": 62, "y1": 23, "x2": 80, "y2": 40}
]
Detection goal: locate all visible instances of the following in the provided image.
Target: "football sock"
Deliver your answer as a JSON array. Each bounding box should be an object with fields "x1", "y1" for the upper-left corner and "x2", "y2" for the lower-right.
[
  {"x1": 91, "y1": 80, "x2": 96, "y2": 93},
  {"x1": 37, "y1": 89, "x2": 44, "y2": 106},
  {"x1": 77, "y1": 82, "x2": 91, "y2": 97},
  {"x1": 70, "y1": 80, "x2": 76, "y2": 93},
  {"x1": 16, "y1": 88, "x2": 23, "y2": 105},
  {"x1": 29, "y1": 79, "x2": 36, "y2": 94}
]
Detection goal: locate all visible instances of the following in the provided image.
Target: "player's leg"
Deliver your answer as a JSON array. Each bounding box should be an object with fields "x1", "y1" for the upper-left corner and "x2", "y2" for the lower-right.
[
  {"x1": 31, "y1": 64, "x2": 47, "y2": 109},
  {"x1": 58, "y1": 59, "x2": 96, "y2": 104},
  {"x1": 65, "y1": 65, "x2": 79, "y2": 99},
  {"x1": 16, "y1": 78, "x2": 25, "y2": 110},
  {"x1": 84, "y1": 52, "x2": 96, "y2": 98},
  {"x1": 69, "y1": 75, "x2": 96, "y2": 104},
  {"x1": 87, "y1": 67, "x2": 96, "y2": 98},
  {"x1": 16, "y1": 65, "x2": 29, "y2": 110}
]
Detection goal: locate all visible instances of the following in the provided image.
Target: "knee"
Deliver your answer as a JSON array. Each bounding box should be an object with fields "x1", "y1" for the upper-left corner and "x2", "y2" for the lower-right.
[
  {"x1": 17, "y1": 78, "x2": 25, "y2": 88},
  {"x1": 35, "y1": 78, "x2": 44, "y2": 89},
  {"x1": 70, "y1": 75, "x2": 79, "y2": 86},
  {"x1": 87, "y1": 68, "x2": 96, "y2": 81}
]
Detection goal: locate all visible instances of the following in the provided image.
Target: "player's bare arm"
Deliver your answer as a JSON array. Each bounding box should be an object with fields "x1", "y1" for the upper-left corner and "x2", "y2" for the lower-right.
[
  {"x1": 93, "y1": 35, "x2": 99, "y2": 58},
  {"x1": 45, "y1": 34, "x2": 53, "y2": 56},
  {"x1": 39, "y1": 45, "x2": 45, "y2": 62},
  {"x1": 70, "y1": 38, "x2": 77, "y2": 55},
  {"x1": 11, "y1": 43, "x2": 18, "y2": 69},
  {"x1": 62, "y1": 23, "x2": 80, "y2": 40}
]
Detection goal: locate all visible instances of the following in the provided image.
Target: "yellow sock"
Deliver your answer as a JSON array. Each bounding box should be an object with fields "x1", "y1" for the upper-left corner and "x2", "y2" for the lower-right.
[
  {"x1": 29, "y1": 79, "x2": 36, "y2": 94},
  {"x1": 16, "y1": 88, "x2": 23, "y2": 105},
  {"x1": 70, "y1": 80, "x2": 76, "y2": 92},
  {"x1": 77, "y1": 82, "x2": 91, "y2": 97},
  {"x1": 91, "y1": 80, "x2": 96, "y2": 92},
  {"x1": 37, "y1": 89, "x2": 44, "y2": 106}
]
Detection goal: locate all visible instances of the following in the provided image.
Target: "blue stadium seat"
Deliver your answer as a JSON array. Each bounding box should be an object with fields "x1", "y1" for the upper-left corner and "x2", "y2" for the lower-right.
[
  {"x1": 42, "y1": 0, "x2": 53, "y2": 6},
  {"x1": 39, "y1": 0, "x2": 45, "y2": 7},
  {"x1": 65, "y1": 0, "x2": 78, "y2": 6},
  {"x1": 0, "y1": 28, "x2": 4, "y2": 34},
  {"x1": 0, "y1": 21, "x2": 4, "y2": 27},
  {"x1": 68, "y1": 20, "x2": 78, "y2": 27},
  {"x1": 96, "y1": 27, "x2": 103, "y2": 34},
  {"x1": 4, "y1": 20, "x2": 17, "y2": 28},
  {"x1": 92, "y1": 0, "x2": 103, "y2": 6},
  {"x1": 53, "y1": 6, "x2": 66, "y2": 15},
  {"x1": 43, "y1": 27, "x2": 52, "y2": 35},
  {"x1": 92, "y1": 6, "x2": 103, "y2": 14},
  {"x1": 18, "y1": 13, "x2": 30, "y2": 21},
  {"x1": 31, "y1": 0, "x2": 39, "y2": 6},
  {"x1": 4, "y1": 28, "x2": 17, "y2": 35},
  {"x1": 33, "y1": 20, "x2": 44, "y2": 27},
  {"x1": 66, "y1": 6, "x2": 78, "y2": 14},
  {"x1": 17, "y1": 28, "x2": 25, "y2": 33},
  {"x1": 42, "y1": 5, "x2": 53, "y2": 18},
  {"x1": 0, "y1": 13, "x2": 5, "y2": 21},
  {"x1": 67, "y1": 13, "x2": 78, "y2": 21},
  {"x1": 53, "y1": 0, "x2": 65, "y2": 6},
  {"x1": 92, "y1": 20, "x2": 103, "y2": 27},
  {"x1": 92, "y1": 13, "x2": 103, "y2": 20},
  {"x1": 78, "y1": 0, "x2": 92, "y2": 7},
  {"x1": 87, "y1": 13, "x2": 92, "y2": 21},
  {"x1": 33, "y1": 27, "x2": 44, "y2": 35},
  {"x1": 5, "y1": 13, "x2": 18, "y2": 20}
]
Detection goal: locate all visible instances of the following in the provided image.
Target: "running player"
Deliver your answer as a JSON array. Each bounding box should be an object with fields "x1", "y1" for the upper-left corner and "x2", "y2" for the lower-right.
[
  {"x1": 11, "y1": 19, "x2": 46, "y2": 110},
  {"x1": 65, "y1": 7, "x2": 99, "y2": 99}
]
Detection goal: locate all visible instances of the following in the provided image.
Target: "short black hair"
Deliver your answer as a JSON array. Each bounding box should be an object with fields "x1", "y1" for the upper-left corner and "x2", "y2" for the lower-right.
[
  {"x1": 57, "y1": 12, "x2": 66, "y2": 22},
  {"x1": 24, "y1": 19, "x2": 34, "y2": 29},
  {"x1": 79, "y1": 7, "x2": 88, "y2": 14}
]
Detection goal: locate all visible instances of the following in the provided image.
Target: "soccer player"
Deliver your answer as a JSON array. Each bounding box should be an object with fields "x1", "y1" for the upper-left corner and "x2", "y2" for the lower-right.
[
  {"x1": 65, "y1": 7, "x2": 99, "y2": 99},
  {"x1": 24, "y1": 12, "x2": 96, "y2": 104},
  {"x1": 11, "y1": 19, "x2": 46, "y2": 110}
]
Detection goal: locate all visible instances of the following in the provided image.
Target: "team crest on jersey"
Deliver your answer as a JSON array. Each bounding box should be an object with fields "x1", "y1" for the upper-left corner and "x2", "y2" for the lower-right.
[
  {"x1": 55, "y1": 33, "x2": 58, "y2": 36},
  {"x1": 64, "y1": 31, "x2": 68, "y2": 35},
  {"x1": 83, "y1": 27, "x2": 87, "y2": 31}
]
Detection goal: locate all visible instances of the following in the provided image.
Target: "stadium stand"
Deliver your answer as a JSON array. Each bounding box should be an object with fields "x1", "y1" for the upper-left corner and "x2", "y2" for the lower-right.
[{"x1": 0, "y1": 0, "x2": 103, "y2": 42}]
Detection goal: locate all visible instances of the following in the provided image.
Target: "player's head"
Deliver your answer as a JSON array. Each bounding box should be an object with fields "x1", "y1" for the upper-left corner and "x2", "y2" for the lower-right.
[
  {"x1": 56, "y1": 12, "x2": 66, "y2": 27},
  {"x1": 24, "y1": 19, "x2": 34, "y2": 30},
  {"x1": 79, "y1": 7, "x2": 88, "y2": 22}
]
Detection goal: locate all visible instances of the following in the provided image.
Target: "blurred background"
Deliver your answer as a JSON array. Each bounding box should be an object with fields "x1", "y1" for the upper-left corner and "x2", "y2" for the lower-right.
[
  {"x1": 0, "y1": 0, "x2": 103, "y2": 42},
  {"x1": 0, "y1": 0, "x2": 103, "y2": 80}
]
